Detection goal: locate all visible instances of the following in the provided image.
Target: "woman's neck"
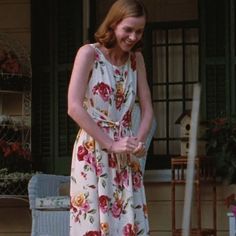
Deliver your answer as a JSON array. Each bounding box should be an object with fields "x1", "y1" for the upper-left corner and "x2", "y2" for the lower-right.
[{"x1": 102, "y1": 46, "x2": 129, "y2": 67}]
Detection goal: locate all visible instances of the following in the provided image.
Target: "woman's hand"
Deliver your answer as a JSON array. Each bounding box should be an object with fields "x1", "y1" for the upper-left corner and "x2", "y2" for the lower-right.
[
  {"x1": 132, "y1": 141, "x2": 146, "y2": 158},
  {"x1": 110, "y1": 136, "x2": 139, "y2": 154}
]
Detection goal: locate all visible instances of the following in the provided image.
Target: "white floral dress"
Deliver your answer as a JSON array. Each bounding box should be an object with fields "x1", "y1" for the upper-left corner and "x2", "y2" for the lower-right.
[{"x1": 70, "y1": 44, "x2": 149, "y2": 236}]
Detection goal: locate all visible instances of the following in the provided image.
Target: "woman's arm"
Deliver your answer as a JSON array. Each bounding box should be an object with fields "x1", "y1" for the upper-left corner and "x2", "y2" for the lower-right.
[
  {"x1": 68, "y1": 44, "x2": 138, "y2": 153},
  {"x1": 135, "y1": 51, "x2": 154, "y2": 143},
  {"x1": 68, "y1": 44, "x2": 113, "y2": 150}
]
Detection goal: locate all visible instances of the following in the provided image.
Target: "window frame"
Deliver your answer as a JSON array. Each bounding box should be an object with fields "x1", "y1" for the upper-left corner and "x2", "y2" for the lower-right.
[{"x1": 143, "y1": 20, "x2": 200, "y2": 170}]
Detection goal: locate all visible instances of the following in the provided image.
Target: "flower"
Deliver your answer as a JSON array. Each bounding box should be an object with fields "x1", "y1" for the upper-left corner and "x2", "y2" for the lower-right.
[
  {"x1": 224, "y1": 194, "x2": 236, "y2": 216},
  {"x1": 205, "y1": 115, "x2": 236, "y2": 183},
  {"x1": 0, "y1": 140, "x2": 32, "y2": 173},
  {"x1": 92, "y1": 82, "x2": 112, "y2": 102},
  {"x1": 99, "y1": 195, "x2": 109, "y2": 213}
]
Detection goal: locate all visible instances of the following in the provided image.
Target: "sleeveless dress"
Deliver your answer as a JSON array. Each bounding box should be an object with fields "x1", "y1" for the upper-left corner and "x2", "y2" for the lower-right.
[{"x1": 70, "y1": 44, "x2": 149, "y2": 236}]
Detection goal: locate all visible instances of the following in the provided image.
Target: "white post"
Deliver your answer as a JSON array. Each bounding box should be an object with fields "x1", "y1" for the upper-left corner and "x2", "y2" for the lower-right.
[{"x1": 182, "y1": 84, "x2": 201, "y2": 236}]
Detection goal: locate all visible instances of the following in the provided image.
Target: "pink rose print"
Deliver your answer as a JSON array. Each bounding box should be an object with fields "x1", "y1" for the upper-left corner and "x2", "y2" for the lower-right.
[
  {"x1": 132, "y1": 172, "x2": 142, "y2": 190},
  {"x1": 114, "y1": 68, "x2": 121, "y2": 75},
  {"x1": 94, "y1": 52, "x2": 100, "y2": 61},
  {"x1": 84, "y1": 153, "x2": 96, "y2": 165},
  {"x1": 77, "y1": 145, "x2": 88, "y2": 161},
  {"x1": 84, "y1": 231, "x2": 101, "y2": 236},
  {"x1": 121, "y1": 169, "x2": 129, "y2": 188},
  {"x1": 124, "y1": 70, "x2": 128, "y2": 78},
  {"x1": 111, "y1": 199, "x2": 123, "y2": 218},
  {"x1": 108, "y1": 154, "x2": 117, "y2": 168},
  {"x1": 114, "y1": 171, "x2": 122, "y2": 186},
  {"x1": 92, "y1": 82, "x2": 112, "y2": 102},
  {"x1": 116, "y1": 93, "x2": 125, "y2": 109},
  {"x1": 122, "y1": 110, "x2": 132, "y2": 127},
  {"x1": 99, "y1": 195, "x2": 110, "y2": 213},
  {"x1": 114, "y1": 170, "x2": 129, "y2": 189},
  {"x1": 95, "y1": 163, "x2": 103, "y2": 176},
  {"x1": 123, "y1": 223, "x2": 138, "y2": 236}
]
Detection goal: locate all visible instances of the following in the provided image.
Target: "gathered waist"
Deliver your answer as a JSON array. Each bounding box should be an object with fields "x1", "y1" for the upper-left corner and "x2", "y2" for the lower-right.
[{"x1": 87, "y1": 106, "x2": 132, "y2": 137}]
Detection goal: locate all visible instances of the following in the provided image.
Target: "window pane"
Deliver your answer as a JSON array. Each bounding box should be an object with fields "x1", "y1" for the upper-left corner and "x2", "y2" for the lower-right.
[
  {"x1": 169, "y1": 140, "x2": 181, "y2": 155},
  {"x1": 169, "y1": 85, "x2": 182, "y2": 99},
  {"x1": 185, "y1": 84, "x2": 194, "y2": 99},
  {"x1": 154, "y1": 140, "x2": 166, "y2": 155},
  {"x1": 153, "y1": 47, "x2": 166, "y2": 83},
  {"x1": 169, "y1": 102, "x2": 182, "y2": 138},
  {"x1": 154, "y1": 30, "x2": 166, "y2": 44},
  {"x1": 154, "y1": 102, "x2": 166, "y2": 138},
  {"x1": 185, "y1": 28, "x2": 199, "y2": 43},
  {"x1": 185, "y1": 46, "x2": 199, "y2": 82},
  {"x1": 153, "y1": 85, "x2": 166, "y2": 100},
  {"x1": 169, "y1": 46, "x2": 183, "y2": 82},
  {"x1": 168, "y1": 29, "x2": 182, "y2": 44},
  {"x1": 186, "y1": 101, "x2": 192, "y2": 110}
]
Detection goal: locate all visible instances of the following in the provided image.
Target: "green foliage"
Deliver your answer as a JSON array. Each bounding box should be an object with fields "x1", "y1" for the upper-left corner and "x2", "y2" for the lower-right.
[{"x1": 206, "y1": 115, "x2": 236, "y2": 184}]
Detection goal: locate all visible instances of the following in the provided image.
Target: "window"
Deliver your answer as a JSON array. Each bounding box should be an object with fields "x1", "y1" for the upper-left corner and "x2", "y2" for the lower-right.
[
  {"x1": 144, "y1": 21, "x2": 199, "y2": 169},
  {"x1": 31, "y1": 0, "x2": 83, "y2": 174}
]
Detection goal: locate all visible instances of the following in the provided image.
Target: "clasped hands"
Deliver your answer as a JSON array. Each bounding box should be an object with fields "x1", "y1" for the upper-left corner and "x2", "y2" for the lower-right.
[{"x1": 109, "y1": 136, "x2": 146, "y2": 158}]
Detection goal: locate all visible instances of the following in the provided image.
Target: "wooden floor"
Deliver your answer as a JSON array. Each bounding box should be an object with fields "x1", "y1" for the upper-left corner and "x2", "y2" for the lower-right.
[
  {"x1": 0, "y1": 182, "x2": 234, "y2": 236},
  {"x1": 0, "y1": 198, "x2": 31, "y2": 236}
]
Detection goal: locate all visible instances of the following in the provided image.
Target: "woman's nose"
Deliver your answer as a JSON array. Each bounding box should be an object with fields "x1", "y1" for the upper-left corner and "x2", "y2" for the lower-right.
[{"x1": 129, "y1": 32, "x2": 137, "y2": 41}]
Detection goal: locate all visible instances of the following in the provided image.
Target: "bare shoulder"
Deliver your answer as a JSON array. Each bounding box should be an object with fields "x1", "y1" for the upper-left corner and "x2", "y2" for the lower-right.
[
  {"x1": 134, "y1": 51, "x2": 145, "y2": 65},
  {"x1": 135, "y1": 51, "x2": 145, "y2": 68},
  {"x1": 75, "y1": 44, "x2": 95, "y2": 62}
]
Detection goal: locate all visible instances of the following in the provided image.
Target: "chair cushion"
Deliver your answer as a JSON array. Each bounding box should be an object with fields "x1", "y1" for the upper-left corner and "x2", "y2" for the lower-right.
[
  {"x1": 35, "y1": 196, "x2": 70, "y2": 210},
  {"x1": 59, "y1": 183, "x2": 70, "y2": 196}
]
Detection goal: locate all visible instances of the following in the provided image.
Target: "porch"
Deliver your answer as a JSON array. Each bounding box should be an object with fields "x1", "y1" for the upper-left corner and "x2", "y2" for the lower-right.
[{"x1": 0, "y1": 178, "x2": 234, "y2": 236}]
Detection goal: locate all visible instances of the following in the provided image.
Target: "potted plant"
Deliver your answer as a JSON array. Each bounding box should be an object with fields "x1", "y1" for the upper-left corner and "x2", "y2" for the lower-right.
[
  {"x1": 0, "y1": 140, "x2": 34, "y2": 195},
  {"x1": 205, "y1": 115, "x2": 236, "y2": 184}
]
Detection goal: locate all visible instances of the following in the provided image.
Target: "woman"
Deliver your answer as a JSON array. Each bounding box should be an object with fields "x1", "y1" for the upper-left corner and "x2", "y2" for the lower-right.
[{"x1": 68, "y1": 0, "x2": 154, "y2": 235}]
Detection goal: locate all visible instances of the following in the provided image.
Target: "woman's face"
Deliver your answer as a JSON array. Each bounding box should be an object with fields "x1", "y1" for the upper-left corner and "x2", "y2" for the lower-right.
[{"x1": 113, "y1": 16, "x2": 146, "y2": 52}]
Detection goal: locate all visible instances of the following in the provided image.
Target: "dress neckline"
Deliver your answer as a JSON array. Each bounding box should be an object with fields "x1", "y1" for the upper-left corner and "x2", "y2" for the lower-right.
[{"x1": 93, "y1": 44, "x2": 129, "y2": 69}]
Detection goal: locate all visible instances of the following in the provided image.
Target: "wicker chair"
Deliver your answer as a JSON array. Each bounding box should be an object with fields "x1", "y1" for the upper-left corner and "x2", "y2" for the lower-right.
[
  {"x1": 28, "y1": 174, "x2": 70, "y2": 236},
  {"x1": 28, "y1": 104, "x2": 157, "y2": 236}
]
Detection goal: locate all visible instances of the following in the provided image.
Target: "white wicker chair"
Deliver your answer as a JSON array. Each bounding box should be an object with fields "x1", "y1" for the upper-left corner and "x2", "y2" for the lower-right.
[
  {"x1": 28, "y1": 174, "x2": 70, "y2": 236},
  {"x1": 28, "y1": 103, "x2": 157, "y2": 236}
]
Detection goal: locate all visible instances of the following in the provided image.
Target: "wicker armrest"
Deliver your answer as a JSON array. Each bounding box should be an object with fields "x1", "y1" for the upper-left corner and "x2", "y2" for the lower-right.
[{"x1": 28, "y1": 174, "x2": 70, "y2": 209}]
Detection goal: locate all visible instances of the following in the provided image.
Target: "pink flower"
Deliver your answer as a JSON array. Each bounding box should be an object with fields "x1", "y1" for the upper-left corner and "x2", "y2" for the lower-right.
[
  {"x1": 132, "y1": 172, "x2": 142, "y2": 190},
  {"x1": 108, "y1": 154, "x2": 117, "y2": 168},
  {"x1": 115, "y1": 93, "x2": 125, "y2": 109},
  {"x1": 95, "y1": 164, "x2": 103, "y2": 176},
  {"x1": 92, "y1": 82, "x2": 112, "y2": 102},
  {"x1": 122, "y1": 223, "x2": 137, "y2": 236},
  {"x1": 84, "y1": 153, "x2": 96, "y2": 165},
  {"x1": 81, "y1": 201, "x2": 90, "y2": 212},
  {"x1": 111, "y1": 199, "x2": 123, "y2": 218},
  {"x1": 84, "y1": 231, "x2": 101, "y2": 236},
  {"x1": 121, "y1": 169, "x2": 129, "y2": 188},
  {"x1": 122, "y1": 110, "x2": 131, "y2": 127},
  {"x1": 232, "y1": 205, "x2": 236, "y2": 216},
  {"x1": 94, "y1": 52, "x2": 100, "y2": 61},
  {"x1": 99, "y1": 195, "x2": 109, "y2": 213},
  {"x1": 114, "y1": 69, "x2": 121, "y2": 75},
  {"x1": 77, "y1": 145, "x2": 88, "y2": 161}
]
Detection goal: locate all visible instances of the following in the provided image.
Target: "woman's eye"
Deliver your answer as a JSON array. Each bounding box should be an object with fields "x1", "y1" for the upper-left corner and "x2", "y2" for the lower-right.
[
  {"x1": 124, "y1": 28, "x2": 132, "y2": 33},
  {"x1": 136, "y1": 30, "x2": 143, "y2": 35}
]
